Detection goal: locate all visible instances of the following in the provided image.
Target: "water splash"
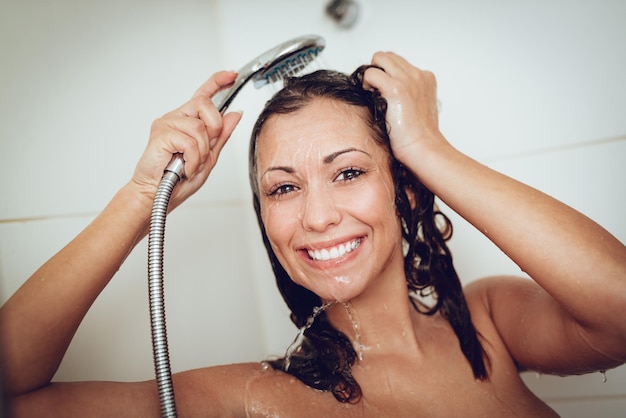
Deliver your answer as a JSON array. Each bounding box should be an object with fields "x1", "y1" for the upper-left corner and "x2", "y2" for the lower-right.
[
  {"x1": 342, "y1": 302, "x2": 364, "y2": 361},
  {"x1": 283, "y1": 301, "x2": 336, "y2": 371}
]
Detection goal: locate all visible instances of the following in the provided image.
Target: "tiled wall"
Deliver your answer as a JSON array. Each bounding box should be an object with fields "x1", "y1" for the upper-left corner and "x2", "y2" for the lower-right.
[
  {"x1": 0, "y1": 0, "x2": 270, "y2": 382},
  {"x1": 1, "y1": 1, "x2": 624, "y2": 416}
]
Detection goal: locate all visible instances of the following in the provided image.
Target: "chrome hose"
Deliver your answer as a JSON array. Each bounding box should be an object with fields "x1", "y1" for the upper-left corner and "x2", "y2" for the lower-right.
[{"x1": 148, "y1": 170, "x2": 182, "y2": 418}]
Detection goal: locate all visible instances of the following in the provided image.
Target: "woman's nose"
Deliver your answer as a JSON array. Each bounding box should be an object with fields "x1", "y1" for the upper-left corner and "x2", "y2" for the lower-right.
[{"x1": 301, "y1": 188, "x2": 342, "y2": 232}]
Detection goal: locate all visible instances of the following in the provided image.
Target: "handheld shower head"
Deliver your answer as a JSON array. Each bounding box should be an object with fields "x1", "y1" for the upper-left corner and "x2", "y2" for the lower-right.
[
  {"x1": 214, "y1": 34, "x2": 325, "y2": 112},
  {"x1": 165, "y1": 34, "x2": 325, "y2": 178}
]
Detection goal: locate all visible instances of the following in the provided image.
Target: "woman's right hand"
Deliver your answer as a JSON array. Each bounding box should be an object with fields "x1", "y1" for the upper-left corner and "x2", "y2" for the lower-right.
[{"x1": 131, "y1": 71, "x2": 243, "y2": 210}]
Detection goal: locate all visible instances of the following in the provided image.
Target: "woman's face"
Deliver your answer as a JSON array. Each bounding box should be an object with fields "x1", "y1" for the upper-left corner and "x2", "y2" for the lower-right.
[{"x1": 255, "y1": 99, "x2": 405, "y2": 302}]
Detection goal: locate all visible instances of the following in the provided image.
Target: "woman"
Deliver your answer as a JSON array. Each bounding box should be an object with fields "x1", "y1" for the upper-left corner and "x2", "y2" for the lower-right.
[{"x1": 1, "y1": 52, "x2": 625, "y2": 417}]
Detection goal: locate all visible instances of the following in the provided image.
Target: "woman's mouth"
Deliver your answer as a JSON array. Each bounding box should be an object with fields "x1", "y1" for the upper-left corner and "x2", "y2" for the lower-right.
[{"x1": 306, "y1": 238, "x2": 362, "y2": 261}]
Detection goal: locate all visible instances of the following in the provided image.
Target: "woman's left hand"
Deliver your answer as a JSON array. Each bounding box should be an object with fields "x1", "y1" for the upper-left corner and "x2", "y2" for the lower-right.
[{"x1": 361, "y1": 52, "x2": 444, "y2": 168}]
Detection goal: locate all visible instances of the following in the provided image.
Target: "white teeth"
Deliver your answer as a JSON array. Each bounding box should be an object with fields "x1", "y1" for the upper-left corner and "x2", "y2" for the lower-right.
[{"x1": 307, "y1": 239, "x2": 361, "y2": 261}]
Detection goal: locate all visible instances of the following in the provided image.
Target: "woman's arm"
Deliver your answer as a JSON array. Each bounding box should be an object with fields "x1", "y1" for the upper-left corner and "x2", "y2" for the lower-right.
[
  {"x1": 363, "y1": 52, "x2": 626, "y2": 372},
  {"x1": 8, "y1": 363, "x2": 262, "y2": 418},
  {"x1": 1, "y1": 182, "x2": 153, "y2": 396},
  {"x1": 0, "y1": 71, "x2": 243, "y2": 399}
]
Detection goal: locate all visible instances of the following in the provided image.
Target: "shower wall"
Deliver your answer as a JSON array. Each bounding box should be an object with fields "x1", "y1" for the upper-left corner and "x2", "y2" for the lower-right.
[
  {"x1": 0, "y1": 0, "x2": 267, "y2": 381},
  {"x1": 1, "y1": 0, "x2": 624, "y2": 416}
]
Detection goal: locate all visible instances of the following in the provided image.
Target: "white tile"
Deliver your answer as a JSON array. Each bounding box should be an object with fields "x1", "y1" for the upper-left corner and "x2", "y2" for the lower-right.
[
  {"x1": 522, "y1": 365, "x2": 626, "y2": 399},
  {"x1": 545, "y1": 395, "x2": 626, "y2": 418},
  {"x1": 0, "y1": 216, "x2": 93, "y2": 302},
  {"x1": 150, "y1": 203, "x2": 266, "y2": 373},
  {"x1": 0, "y1": 1, "x2": 239, "y2": 221}
]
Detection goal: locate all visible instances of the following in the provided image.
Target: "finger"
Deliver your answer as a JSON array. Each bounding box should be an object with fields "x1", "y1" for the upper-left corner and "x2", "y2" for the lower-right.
[
  {"x1": 371, "y1": 51, "x2": 399, "y2": 76},
  {"x1": 165, "y1": 115, "x2": 211, "y2": 165},
  {"x1": 154, "y1": 127, "x2": 203, "y2": 177},
  {"x1": 192, "y1": 71, "x2": 238, "y2": 99},
  {"x1": 361, "y1": 66, "x2": 388, "y2": 92},
  {"x1": 172, "y1": 95, "x2": 222, "y2": 158},
  {"x1": 371, "y1": 51, "x2": 414, "y2": 76},
  {"x1": 193, "y1": 94, "x2": 224, "y2": 140},
  {"x1": 209, "y1": 110, "x2": 244, "y2": 157}
]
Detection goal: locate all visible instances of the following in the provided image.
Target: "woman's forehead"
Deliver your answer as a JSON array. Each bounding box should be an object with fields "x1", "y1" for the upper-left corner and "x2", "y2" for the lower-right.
[{"x1": 256, "y1": 99, "x2": 376, "y2": 156}]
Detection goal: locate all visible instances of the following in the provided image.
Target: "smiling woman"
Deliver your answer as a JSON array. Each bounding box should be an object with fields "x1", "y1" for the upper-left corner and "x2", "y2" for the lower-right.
[
  {"x1": 248, "y1": 68, "x2": 488, "y2": 402},
  {"x1": 1, "y1": 52, "x2": 625, "y2": 417}
]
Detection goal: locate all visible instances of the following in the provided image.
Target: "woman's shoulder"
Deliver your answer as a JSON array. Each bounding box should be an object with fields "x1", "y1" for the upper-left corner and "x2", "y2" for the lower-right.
[
  {"x1": 462, "y1": 276, "x2": 537, "y2": 369},
  {"x1": 174, "y1": 361, "x2": 349, "y2": 417},
  {"x1": 463, "y1": 275, "x2": 537, "y2": 316},
  {"x1": 172, "y1": 362, "x2": 269, "y2": 416}
]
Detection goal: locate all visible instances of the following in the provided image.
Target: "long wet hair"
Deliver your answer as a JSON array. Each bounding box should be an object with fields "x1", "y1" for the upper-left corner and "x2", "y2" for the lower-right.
[{"x1": 248, "y1": 67, "x2": 489, "y2": 403}]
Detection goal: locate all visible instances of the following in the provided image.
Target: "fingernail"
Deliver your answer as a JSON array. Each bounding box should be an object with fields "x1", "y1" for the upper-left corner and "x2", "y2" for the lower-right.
[{"x1": 209, "y1": 138, "x2": 218, "y2": 148}]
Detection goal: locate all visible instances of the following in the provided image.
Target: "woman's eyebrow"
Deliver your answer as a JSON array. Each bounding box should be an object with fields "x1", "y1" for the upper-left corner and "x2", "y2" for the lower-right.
[
  {"x1": 323, "y1": 147, "x2": 371, "y2": 164},
  {"x1": 262, "y1": 166, "x2": 294, "y2": 178},
  {"x1": 262, "y1": 148, "x2": 372, "y2": 178}
]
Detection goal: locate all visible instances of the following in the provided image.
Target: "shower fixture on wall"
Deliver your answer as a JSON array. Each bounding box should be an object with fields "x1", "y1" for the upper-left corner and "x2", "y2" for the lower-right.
[{"x1": 325, "y1": 0, "x2": 359, "y2": 28}]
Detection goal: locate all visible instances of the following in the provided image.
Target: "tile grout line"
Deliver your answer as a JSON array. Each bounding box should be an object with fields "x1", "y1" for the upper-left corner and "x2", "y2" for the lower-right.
[
  {"x1": 0, "y1": 198, "x2": 248, "y2": 225},
  {"x1": 481, "y1": 134, "x2": 626, "y2": 164}
]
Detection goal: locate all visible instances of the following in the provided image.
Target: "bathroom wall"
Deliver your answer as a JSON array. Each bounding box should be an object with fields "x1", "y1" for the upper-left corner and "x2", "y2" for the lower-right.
[
  {"x1": 1, "y1": 0, "x2": 624, "y2": 416},
  {"x1": 0, "y1": 0, "x2": 268, "y2": 381}
]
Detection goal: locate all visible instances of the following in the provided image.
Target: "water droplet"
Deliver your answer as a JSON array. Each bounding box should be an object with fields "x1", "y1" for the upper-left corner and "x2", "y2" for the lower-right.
[
  {"x1": 535, "y1": 372, "x2": 542, "y2": 380},
  {"x1": 343, "y1": 302, "x2": 364, "y2": 361},
  {"x1": 283, "y1": 301, "x2": 336, "y2": 371},
  {"x1": 601, "y1": 370, "x2": 607, "y2": 383}
]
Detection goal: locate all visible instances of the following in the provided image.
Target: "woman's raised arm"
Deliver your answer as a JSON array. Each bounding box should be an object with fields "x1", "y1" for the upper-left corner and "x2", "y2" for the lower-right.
[
  {"x1": 0, "y1": 71, "x2": 243, "y2": 400},
  {"x1": 363, "y1": 51, "x2": 626, "y2": 373}
]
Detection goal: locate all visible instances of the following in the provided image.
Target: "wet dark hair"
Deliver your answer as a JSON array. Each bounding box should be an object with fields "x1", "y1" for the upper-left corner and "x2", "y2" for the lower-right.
[{"x1": 249, "y1": 67, "x2": 489, "y2": 403}]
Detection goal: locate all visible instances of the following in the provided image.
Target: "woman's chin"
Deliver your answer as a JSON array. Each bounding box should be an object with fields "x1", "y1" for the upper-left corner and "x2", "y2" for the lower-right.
[{"x1": 314, "y1": 275, "x2": 366, "y2": 303}]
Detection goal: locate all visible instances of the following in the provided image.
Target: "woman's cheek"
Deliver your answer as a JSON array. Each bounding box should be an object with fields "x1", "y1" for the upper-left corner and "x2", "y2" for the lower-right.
[{"x1": 262, "y1": 199, "x2": 299, "y2": 259}]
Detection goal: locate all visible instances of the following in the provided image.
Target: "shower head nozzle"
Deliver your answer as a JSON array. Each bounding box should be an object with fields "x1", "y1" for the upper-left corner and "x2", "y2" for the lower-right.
[{"x1": 213, "y1": 34, "x2": 325, "y2": 112}]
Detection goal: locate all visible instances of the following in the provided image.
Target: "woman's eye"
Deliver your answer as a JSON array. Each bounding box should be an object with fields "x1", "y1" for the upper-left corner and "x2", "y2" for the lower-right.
[
  {"x1": 335, "y1": 168, "x2": 364, "y2": 182},
  {"x1": 267, "y1": 183, "x2": 298, "y2": 197}
]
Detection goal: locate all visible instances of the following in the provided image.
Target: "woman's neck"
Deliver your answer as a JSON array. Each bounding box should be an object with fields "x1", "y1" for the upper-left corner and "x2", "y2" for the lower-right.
[{"x1": 323, "y1": 266, "x2": 427, "y2": 360}]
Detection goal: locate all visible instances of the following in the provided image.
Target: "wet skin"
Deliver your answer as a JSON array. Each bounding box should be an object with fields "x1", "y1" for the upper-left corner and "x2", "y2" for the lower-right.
[{"x1": 256, "y1": 98, "x2": 405, "y2": 303}]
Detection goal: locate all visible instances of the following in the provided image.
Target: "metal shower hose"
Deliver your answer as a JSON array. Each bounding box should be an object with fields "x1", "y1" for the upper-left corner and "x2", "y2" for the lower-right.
[{"x1": 148, "y1": 170, "x2": 181, "y2": 418}]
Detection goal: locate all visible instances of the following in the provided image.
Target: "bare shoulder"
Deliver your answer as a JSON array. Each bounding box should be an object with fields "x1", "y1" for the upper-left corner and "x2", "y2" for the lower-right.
[
  {"x1": 176, "y1": 362, "x2": 355, "y2": 417},
  {"x1": 462, "y1": 276, "x2": 619, "y2": 374},
  {"x1": 173, "y1": 362, "x2": 266, "y2": 416},
  {"x1": 462, "y1": 276, "x2": 541, "y2": 370},
  {"x1": 463, "y1": 275, "x2": 558, "y2": 344},
  {"x1": 464, "y1": 275, "x2": 539, "y2": 312}
]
